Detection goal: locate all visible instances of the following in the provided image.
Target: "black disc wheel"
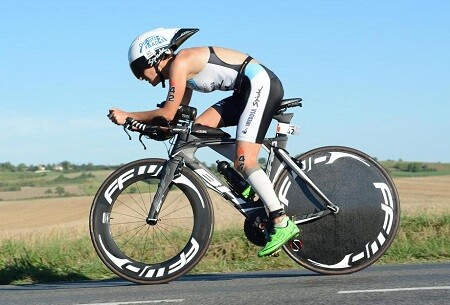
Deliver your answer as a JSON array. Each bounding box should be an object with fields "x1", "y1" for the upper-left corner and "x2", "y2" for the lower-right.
[{"x1": 274, "y1": 146, "x2": 400, "y2": 274}]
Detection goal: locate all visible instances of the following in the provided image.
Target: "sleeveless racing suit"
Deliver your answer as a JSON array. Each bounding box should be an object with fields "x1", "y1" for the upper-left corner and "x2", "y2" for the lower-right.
[{"x1": 186, "y1": 47, "x2": 284, "y2": 144}]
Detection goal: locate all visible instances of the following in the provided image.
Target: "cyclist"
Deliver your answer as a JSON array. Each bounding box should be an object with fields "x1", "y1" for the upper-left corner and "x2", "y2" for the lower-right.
[{"x1": 108, "y1": 28, "x2": 299, "y2": 257}]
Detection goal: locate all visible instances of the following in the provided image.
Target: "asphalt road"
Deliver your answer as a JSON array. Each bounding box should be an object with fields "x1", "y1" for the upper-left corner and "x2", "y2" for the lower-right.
[{"x1": 1, "y1": 263, "x2": 449, "y2": 305}]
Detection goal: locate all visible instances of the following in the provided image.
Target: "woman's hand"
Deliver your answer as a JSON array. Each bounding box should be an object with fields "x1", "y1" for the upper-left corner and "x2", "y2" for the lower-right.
[{"x1": 108, "y1": 108, "x2": 130, "y2": 125}]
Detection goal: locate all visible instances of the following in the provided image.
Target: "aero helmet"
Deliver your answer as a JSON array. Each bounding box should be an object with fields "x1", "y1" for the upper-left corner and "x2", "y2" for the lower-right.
[{"x1": 128, "y1": 28, "x2": 199, "y2": 80}]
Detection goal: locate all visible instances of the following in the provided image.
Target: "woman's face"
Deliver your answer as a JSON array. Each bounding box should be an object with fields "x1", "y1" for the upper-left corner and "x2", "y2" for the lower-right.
[{"x1": 141, "y1": 67, "x2": 160, "y2": 87}]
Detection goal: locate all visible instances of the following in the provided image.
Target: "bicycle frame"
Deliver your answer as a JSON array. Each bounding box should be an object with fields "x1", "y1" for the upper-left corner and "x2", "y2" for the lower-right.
[
  {"x1": 92, "y1": 99, "x2": 400, "y2": 284},
  {"x1": 146, "y1": 105, "x2": 339, "y2": 225}
]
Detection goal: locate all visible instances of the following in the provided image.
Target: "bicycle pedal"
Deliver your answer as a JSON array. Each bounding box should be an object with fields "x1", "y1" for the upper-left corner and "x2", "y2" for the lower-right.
[{"x1": 270, "y1": 249, "x2": 281, "y2": 257}]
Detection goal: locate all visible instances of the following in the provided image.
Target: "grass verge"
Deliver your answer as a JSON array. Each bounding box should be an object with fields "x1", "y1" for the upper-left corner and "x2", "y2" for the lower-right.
[{"x1": 0, "y1": 214, "x2": 448, "y2": 285}]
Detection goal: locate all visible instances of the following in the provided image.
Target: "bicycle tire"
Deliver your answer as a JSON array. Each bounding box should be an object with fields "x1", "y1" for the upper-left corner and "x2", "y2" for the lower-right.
[
  {"x1": 89, "y1": 158, "x2": 214, "y2": 284},
  {"x1": 274, "y1": 146, "x2": 400, "y2": 275}
]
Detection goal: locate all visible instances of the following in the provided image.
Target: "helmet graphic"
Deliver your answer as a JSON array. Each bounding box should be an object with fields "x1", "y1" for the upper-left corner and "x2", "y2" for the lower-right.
[{"x1": 128, "y1": 28, "x2": 199, "y2": 79}]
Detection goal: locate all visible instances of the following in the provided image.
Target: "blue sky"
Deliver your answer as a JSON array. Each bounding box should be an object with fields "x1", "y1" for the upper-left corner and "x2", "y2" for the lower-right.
[{"x1": 1, "y1": 0, "x2": 449, "y2": 166}]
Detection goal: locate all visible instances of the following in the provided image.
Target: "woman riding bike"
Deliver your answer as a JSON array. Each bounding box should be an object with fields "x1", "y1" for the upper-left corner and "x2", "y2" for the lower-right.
[{"x1": 108, "y1": 27, "x2": 299, "y2": 257}]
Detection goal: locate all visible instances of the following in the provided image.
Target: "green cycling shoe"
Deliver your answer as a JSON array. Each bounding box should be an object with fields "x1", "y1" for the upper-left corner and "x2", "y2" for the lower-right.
[{"x1": 258, "y1": 218, "x2": 300, "y2": 257}]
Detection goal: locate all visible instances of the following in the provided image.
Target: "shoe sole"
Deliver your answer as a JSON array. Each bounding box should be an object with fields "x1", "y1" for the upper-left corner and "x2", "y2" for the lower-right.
[{"x1": 258, "y1": 227, "x2": 300, "y2": 257}]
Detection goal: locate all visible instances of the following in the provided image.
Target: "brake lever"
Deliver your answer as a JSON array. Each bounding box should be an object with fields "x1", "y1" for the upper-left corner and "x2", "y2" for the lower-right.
[
  {"x1": 123, "y1": 125, "x2": 132, "y2": 140},
  {"x1": 138, "y1": 134, "x2": 147, "y2": 150},
  {"x1": 123, "y1": 117, "x2": 138, "y2": 140}
]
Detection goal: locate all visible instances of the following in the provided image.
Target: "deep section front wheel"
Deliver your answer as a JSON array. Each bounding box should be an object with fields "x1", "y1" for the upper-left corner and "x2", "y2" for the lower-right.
[
  {"x1": 89, "y1": 158, "x2": 214, "y2": 284},
  {"x1": 274, "y1": 146, "x2": 400, "y2": 275}
]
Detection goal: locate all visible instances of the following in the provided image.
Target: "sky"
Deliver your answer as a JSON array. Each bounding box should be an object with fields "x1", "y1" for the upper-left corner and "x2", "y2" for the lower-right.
[{"x1": 1, "y1": 0, "x2": 449, "y2": 166}]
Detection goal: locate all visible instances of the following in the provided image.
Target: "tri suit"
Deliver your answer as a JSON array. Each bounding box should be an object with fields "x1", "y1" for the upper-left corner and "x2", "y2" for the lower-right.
[{"x1": 186, "y1": 46, "x2": 284, "y2": 144}]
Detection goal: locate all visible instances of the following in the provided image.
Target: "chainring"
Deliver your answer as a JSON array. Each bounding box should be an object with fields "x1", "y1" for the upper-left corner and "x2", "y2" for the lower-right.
[{"x1": 243, "y1": 214, "x2": 273, "y2": 247}]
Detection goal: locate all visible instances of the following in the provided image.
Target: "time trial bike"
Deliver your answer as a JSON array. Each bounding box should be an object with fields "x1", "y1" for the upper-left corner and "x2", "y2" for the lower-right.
[{"x1": 89, "y1": 98, "x2": 400, "y2": 284}]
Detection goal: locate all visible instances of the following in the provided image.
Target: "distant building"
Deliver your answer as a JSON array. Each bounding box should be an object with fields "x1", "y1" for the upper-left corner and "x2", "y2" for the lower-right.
[
  {"x1": 35, "y1": 165, "x2": 49, "y2": 173},
  {"x1": 53, "y1": 165, "x2": 64, "y2": 171}
]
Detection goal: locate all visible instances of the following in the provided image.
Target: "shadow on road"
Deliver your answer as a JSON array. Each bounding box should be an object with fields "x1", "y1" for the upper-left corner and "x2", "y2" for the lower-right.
[{"x1": 0, "y1": 269, "x2": 319, "y2": 291}]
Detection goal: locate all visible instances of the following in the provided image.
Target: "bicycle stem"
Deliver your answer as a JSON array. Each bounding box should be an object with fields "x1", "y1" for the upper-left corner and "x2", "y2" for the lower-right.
[
  {"x1": 146, "y1": 155, "x2": 184, "y2": 225},
  {"x1": 275, "y1": 148, "x2": 340, "y2": 214}
]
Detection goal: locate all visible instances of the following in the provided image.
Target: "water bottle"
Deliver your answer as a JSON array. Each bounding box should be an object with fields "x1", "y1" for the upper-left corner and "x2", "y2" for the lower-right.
[{"x1": 216, "y1": 161, "x2": 255, "y2": 199}]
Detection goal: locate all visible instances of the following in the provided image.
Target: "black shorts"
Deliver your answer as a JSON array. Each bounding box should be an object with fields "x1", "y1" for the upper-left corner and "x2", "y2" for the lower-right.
[{"x1": 212, "y1": 63, "x2": 284, "y2": 143}]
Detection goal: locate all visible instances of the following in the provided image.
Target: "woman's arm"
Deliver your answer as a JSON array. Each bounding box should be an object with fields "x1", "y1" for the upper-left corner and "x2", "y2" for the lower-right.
[{"x1": 109, "y1": 56, "x2": 193, "y2": 125}]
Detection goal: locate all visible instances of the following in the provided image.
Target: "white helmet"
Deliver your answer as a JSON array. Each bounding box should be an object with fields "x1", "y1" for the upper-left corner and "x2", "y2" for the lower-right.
[{"x1": 128, "y1": 28, "x2": 199, "y2": 79}]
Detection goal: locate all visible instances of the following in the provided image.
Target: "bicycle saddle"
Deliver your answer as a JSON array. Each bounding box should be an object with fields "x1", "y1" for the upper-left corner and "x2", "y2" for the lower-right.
[
  {"x1": 191, "y1": 124, "x2": 232, "y2": 139},
  {"x1": 279, "y1": 98, "x2": 302, "y2": 109}
]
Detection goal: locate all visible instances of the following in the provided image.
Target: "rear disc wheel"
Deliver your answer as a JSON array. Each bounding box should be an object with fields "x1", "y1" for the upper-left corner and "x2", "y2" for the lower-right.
[{"x1": 274, "y1": 146, "x2": 400, "y2": 274}]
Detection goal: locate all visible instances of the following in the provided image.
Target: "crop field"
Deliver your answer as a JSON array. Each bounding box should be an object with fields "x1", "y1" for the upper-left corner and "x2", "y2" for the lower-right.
[{"x1": 0, "y1": 174, "x2": 449, "y2": 239}]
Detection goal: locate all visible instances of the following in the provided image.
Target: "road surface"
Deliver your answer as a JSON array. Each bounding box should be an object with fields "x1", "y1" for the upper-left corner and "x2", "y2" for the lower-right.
[{"x1": 1, "y1": 263, "x2": 449, "y2": 305}]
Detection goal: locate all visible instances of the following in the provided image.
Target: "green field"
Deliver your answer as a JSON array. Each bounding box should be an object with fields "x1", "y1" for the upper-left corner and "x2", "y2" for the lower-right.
[
  {"x1": 0, "y1": 170, "x2": 113, "y2": 199},
  {"x1": 381, "y1": 160, "x2": 450, "y2": 177}
]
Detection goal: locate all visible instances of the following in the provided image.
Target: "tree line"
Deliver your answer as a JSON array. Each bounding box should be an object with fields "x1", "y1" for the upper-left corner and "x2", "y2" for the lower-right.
[
  {"x1": 0, "y1": 159, "x2": 438, "y2": 174},
  {"x1": 0, "y1": 161, "x2": 118, "y2": 172},
  {"x1": 393, "y1": 161, "x2": 436, "y2": 172}
]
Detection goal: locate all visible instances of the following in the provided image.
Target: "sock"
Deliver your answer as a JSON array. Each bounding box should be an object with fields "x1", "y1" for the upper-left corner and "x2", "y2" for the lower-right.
[
  {"x1": 275, "y1": 217, "x2": 288, "y2": 228},
  {"x1": 245, "y1": 168, "x2": 284, "y2": 213}
]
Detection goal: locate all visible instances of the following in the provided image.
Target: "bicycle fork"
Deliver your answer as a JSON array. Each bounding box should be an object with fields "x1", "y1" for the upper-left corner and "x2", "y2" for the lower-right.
[{"x1": 146, "y1": 156, "x2": 184, "y2": 225}]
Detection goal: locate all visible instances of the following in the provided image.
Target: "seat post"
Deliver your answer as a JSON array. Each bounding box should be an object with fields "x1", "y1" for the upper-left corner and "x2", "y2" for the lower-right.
[{"x1": 273, "y1": 113, "x2": 294, "y2": 124}]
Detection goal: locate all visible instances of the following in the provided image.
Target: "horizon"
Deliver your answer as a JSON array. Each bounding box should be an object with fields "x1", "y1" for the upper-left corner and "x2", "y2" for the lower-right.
[{"x1": 1, "y1": 157, "x2": 448, "y2": 168}]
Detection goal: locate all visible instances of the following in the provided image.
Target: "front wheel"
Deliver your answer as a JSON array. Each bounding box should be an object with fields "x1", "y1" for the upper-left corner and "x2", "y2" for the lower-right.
[
  {"x1": 274, "y1": 146, "x2": 400, "y2": 275},
  {"x1": 89, "y1": 158, "x2": 214, "y2": 284}
]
